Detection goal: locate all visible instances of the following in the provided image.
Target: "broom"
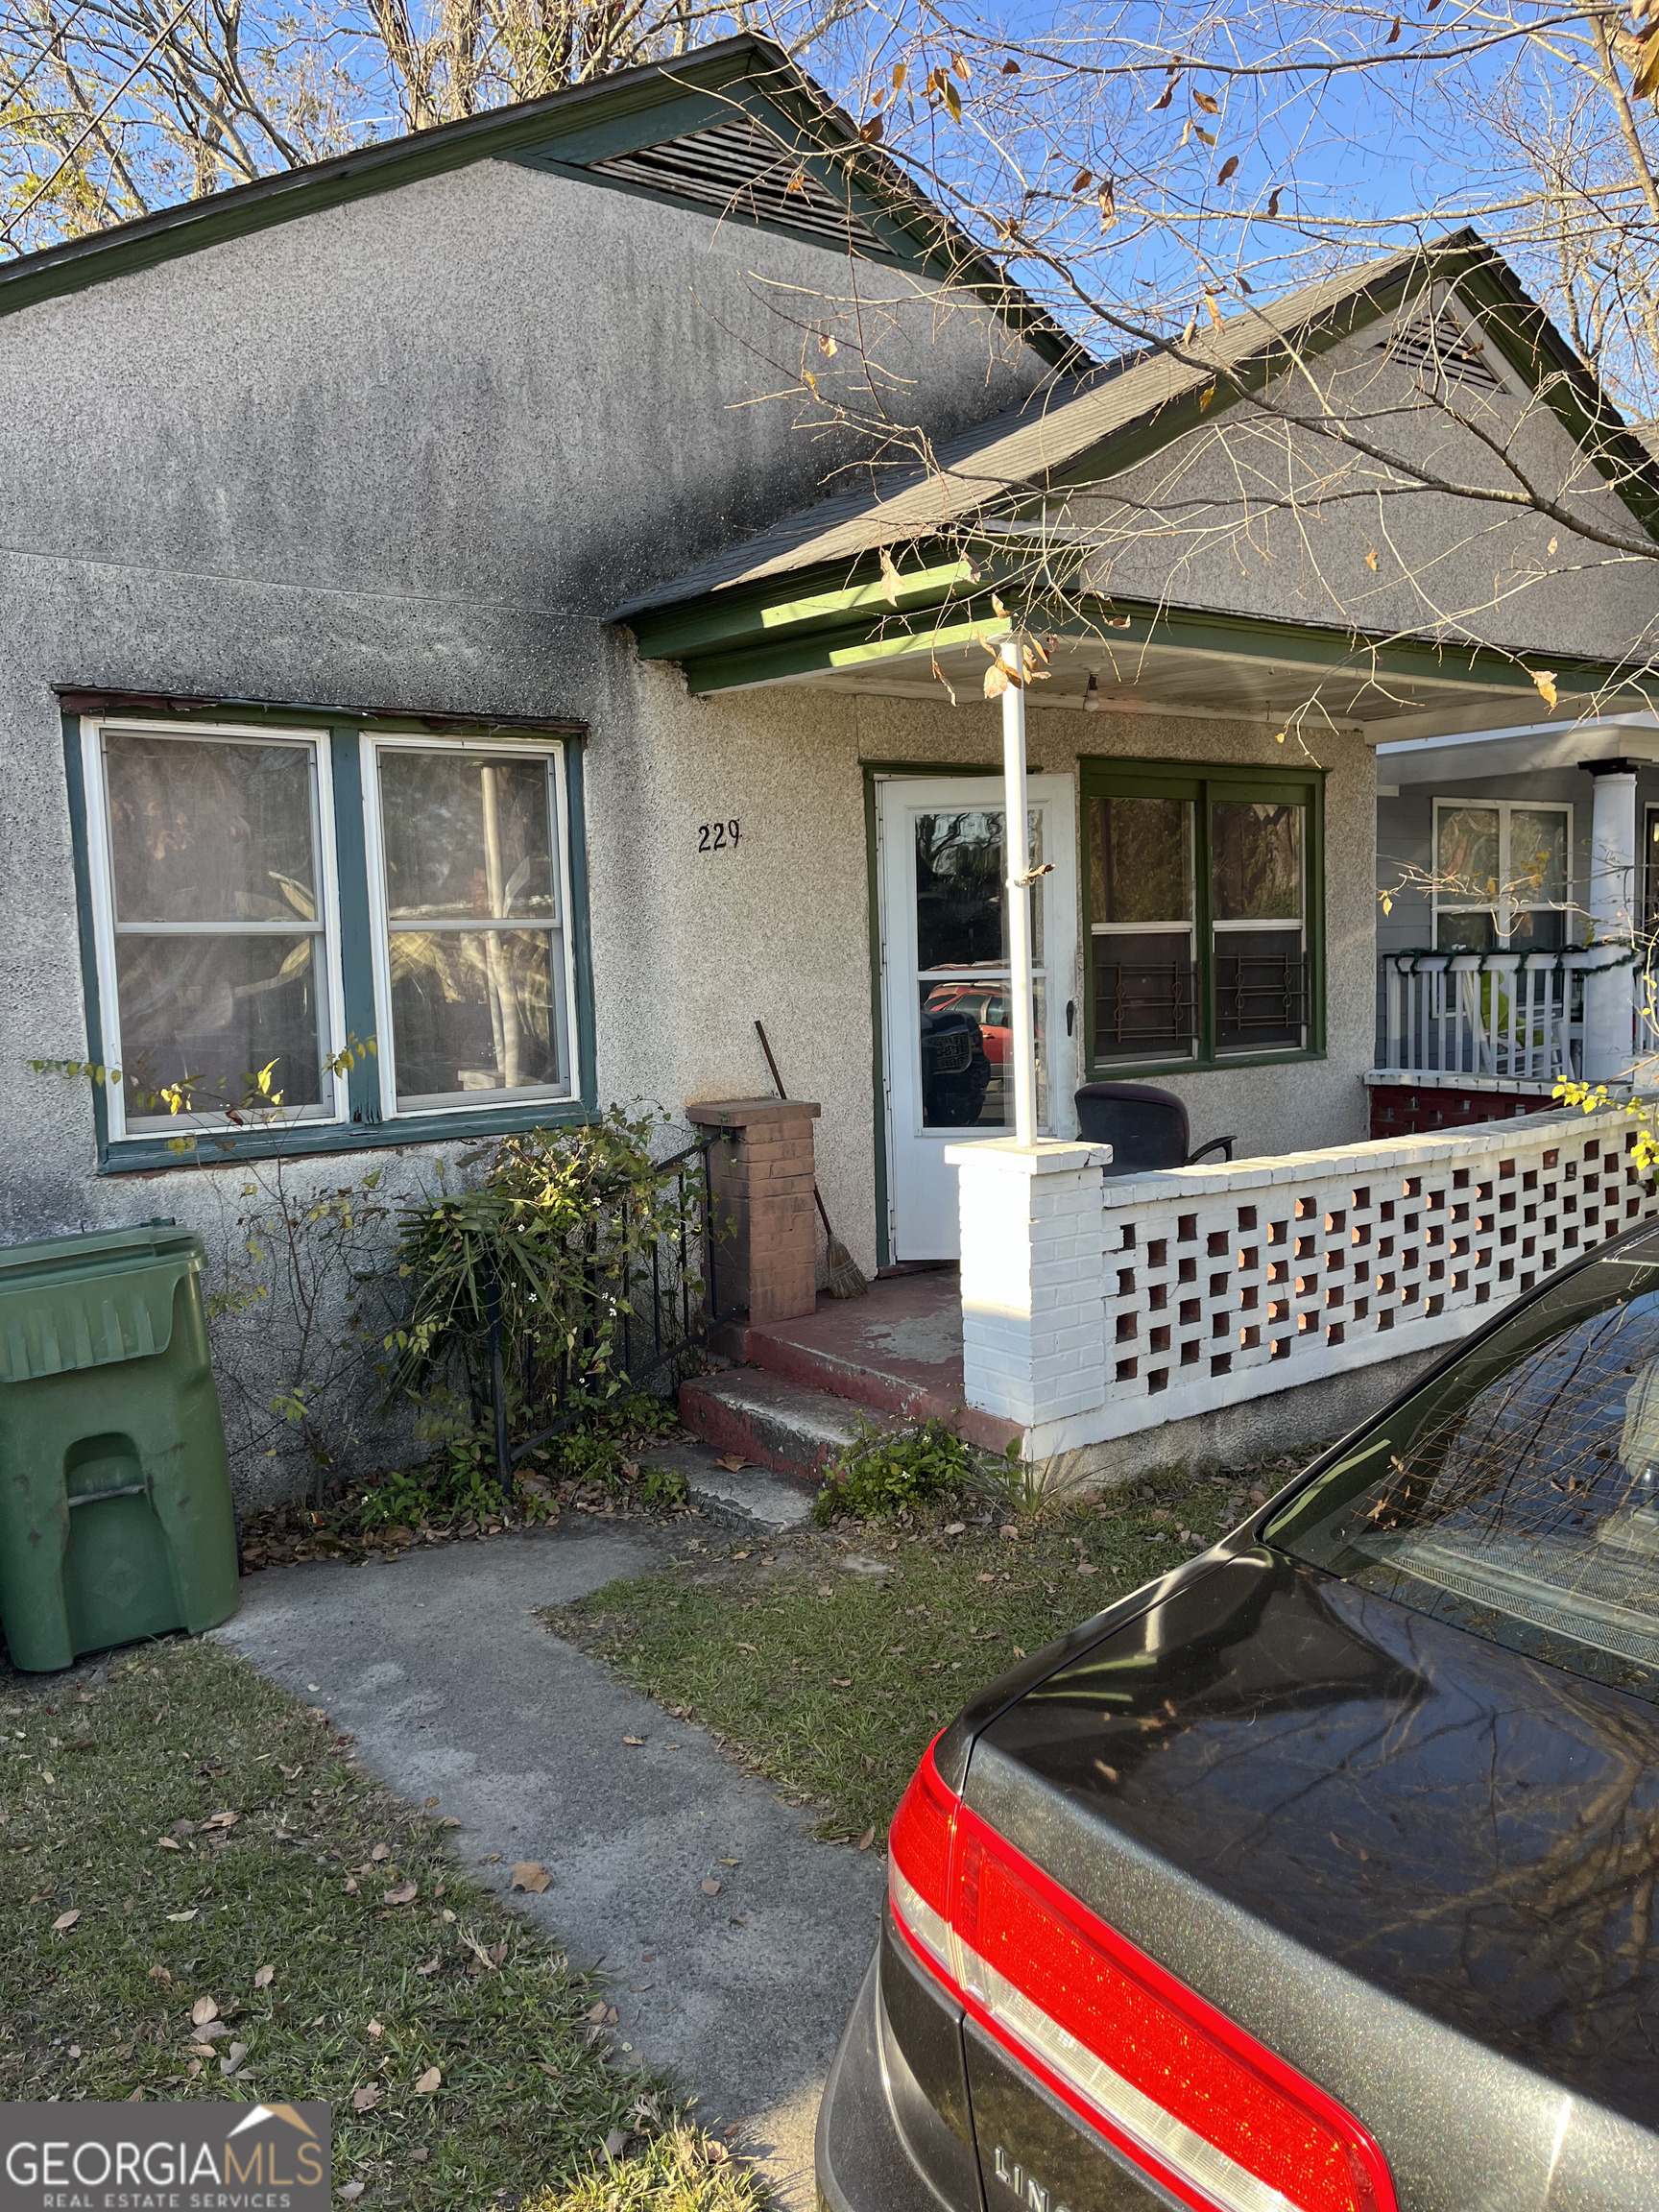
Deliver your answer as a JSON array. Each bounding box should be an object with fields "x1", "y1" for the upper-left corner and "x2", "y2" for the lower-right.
[{"x1": 754, "y1": 1020, "x2": 869, "y2": 1300}]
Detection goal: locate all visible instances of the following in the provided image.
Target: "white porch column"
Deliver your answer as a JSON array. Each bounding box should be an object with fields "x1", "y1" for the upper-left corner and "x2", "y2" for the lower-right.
[
  {"x1": 945, "y1": 1137, "x2": 1111, "y2": 1431},
  {"x1": 1582, "y1": 760, "x2": 1639, "y2": 1083},
  {"x1": 998, "y1": 635, "x2": 1039, "y2": 1146}
]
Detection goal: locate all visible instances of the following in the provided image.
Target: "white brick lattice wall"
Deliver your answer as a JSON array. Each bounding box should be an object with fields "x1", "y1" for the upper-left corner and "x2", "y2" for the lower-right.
[{"x1": 950, "y1": 1108, "x2": 1659, "y2": 1457}]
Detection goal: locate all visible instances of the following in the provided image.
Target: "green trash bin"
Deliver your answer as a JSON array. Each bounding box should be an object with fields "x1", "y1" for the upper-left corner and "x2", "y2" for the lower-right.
[{"x1": 0, "y1": 1223, "x2": 239, "y2": 1671}]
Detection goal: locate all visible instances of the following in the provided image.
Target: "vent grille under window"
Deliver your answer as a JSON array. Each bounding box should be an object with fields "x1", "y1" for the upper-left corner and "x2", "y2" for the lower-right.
[
  {"x1": 1382, "y1": 304, "x2": 1505, "y2": 395},
  {"x1": 586, "y1": 117, "x2": 880, "y2": 252}
]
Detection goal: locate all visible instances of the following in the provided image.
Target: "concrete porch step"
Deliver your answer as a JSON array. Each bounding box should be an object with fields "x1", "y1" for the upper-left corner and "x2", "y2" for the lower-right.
[
  {"x1": 716, "y1": 1272, "x2": 1022, "y2": 1458},
  {"x1": 676, "y1": 1368, "x2": 890, "y2": 1483}
]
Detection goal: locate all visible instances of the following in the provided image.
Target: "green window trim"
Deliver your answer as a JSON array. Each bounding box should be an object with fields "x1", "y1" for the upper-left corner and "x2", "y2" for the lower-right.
[
  {"x1": 60, "y1": 709, "x2": 598, "y2": 1175},
  {"x1": 1079, "y1": 756, "x2": 1326, "y2": 1080}
]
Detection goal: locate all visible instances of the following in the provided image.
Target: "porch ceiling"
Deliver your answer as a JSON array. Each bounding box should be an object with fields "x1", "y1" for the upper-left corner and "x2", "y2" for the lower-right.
[{"x1": 774, "y1": 629, "x2": 1556, "y2": 736}]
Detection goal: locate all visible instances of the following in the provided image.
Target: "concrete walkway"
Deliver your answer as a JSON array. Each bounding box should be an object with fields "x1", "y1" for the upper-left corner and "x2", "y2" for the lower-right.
[{"x1": 217, "y1": 1523, "x2": 883, "y2": 2208}]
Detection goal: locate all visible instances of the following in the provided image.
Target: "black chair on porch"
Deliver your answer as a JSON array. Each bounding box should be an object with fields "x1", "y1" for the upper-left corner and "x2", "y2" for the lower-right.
[{"x1": 1073, "y1": 1082, "x2": 1237, "y2": 1177}]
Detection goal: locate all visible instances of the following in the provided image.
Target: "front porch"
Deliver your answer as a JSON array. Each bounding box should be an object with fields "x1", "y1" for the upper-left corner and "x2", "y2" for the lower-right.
[{"x1": 680, "y1": 1097, "x2": 1659, "y2": 1488}]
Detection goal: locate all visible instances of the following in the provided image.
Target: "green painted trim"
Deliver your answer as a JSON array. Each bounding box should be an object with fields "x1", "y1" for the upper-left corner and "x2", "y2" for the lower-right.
[
  {"x1": 1077, "y1": 756, "x2": 1326, "y2": 1076},
  {"x1": 100, "y1": 1099, "x2": 595, "y2": 1176},
  {"x1": 55, "y1": 687, "x2": 584, "y2": 736},
  {"x1": 861, "y1": 766, "x2": 891, "y2": 1271},
  {"x1": 563, "y1": 737, "x2": 600, "y2": 1113},
  {"x1": 69, "y1": 703, "x2": 597, "y2": 1173},
  {"x1": 59, "y1": 711, "x2": 111, "y2": 1160},
  {"x1": 629, "y1": 557, "x2": 979, "y2": 661},
  {"x1": 326, "y1": 730, "x2": 382, "y2": 1126},
  {"x1": 670, "y1": 580, "x2": 1626, "y2": 702}
]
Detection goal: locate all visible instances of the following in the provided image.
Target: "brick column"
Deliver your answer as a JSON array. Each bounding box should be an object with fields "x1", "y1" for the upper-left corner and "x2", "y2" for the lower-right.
[
  {"x1": 944, "y1": 1138, "x2": 1112, "y2": 1429},
  {"x1": 685, "y1": 1096, "x2": 823, "y2": 1325}
]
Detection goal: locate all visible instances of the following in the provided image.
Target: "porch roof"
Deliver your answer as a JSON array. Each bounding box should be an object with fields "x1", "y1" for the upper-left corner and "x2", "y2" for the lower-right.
[{"x1": 610, "y1": 232, "x2": 1659, "y2": 737}]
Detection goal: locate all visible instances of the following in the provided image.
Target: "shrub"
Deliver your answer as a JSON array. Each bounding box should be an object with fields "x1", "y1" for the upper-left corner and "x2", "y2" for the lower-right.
[{"x1": 814, "y1": 1416, "x2": 990, "y2": 1525}]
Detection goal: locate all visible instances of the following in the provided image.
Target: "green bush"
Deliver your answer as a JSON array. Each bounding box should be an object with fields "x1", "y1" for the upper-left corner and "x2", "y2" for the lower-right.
[{"x1": 814, "y1": 1416, "x2": 991, "y2": 1525}]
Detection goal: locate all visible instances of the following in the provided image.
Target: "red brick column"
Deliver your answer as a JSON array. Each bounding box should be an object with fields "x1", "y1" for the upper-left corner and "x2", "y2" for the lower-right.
[{"x1": 685, "y1": 1096, "x2": 822, "y2": 1325}]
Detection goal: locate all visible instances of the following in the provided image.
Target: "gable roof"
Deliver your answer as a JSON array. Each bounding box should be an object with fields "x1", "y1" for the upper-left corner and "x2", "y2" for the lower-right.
[
  {"x1": 0, "y1": 34, "x2": 1083, "y2": 365},
  {"x1": 611, "y1": 229, "x2": 1659, "y2": 634}
]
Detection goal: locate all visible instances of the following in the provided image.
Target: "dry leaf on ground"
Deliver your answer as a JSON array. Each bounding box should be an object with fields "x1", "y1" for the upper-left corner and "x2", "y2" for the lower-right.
[
  {"x1": 415, "y1": 1958, "x2": 440, "y2": 1977},
  {"x1": 339, "y1": 2185, "x2": 365, "y2": 2201},
  {"x1": 584, "y1": 2001, "x2": 608, "y2": 2024},
  {"x1": 253, "y1": 1965, "x2": 275, "y2": 1989},
  {"x1": 857, "y1": 1827, "x2": 876, "y2": 1850},
  {"x1": 166, "y1": 1910, "x2": 199, "y2": 1923},
  {"x1": 366, "y1": 2019, "x2": 384, "y2": 2039},
  {"x1": 351, "y1": 2085, "x2": 381, "y2": 2113},
  {"x1": 700, "y1": 1878, "x2": 721, "y2": 1896},
  {"x1": 415, "y1": 2066, "x2": 442, "y2": 2094},
  {"x1": 156, "y1": 1836, "x2": 180, "y2": 1850},
  {"x1": 371, "y1": 1842, "x2": 390, "y2": 1862},
  {"x1": 621, "y1": 1734, "x2": 646, "y2": 1747},
  {"x1": 603, "y1": 2128, "x2": 629, "y2": 2157},
  {"x1": 51, "y1": 1910, "x2": 81, "y2": 1932},
  {"x1": 202, "y1": 1810, "x2": 237, "y2": 1831},
  {"x1": 382, "y1": 1882, "x2": 418, "y2": 1906},
  {"x1": 190, "y1": 1997, "x2": 219, "y2": 2026},
  {"x1": 511, "y1": 1862, "x2": 551, "y2": 1893}
]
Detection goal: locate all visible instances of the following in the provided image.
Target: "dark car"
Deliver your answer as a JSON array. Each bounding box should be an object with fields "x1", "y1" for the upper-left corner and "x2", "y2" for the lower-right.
[{"x1": 818, "y1": 1224, "x2": 1659, "y2": 2212}]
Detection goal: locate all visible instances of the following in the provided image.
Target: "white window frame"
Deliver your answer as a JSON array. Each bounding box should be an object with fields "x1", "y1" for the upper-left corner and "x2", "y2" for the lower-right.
[
  {"x1": 360, "y1": 732, "x2": 580, "y2": 1121},
  {"x1": 80, "y1": 715, "x2": 349, "y2": 1143},
  {"x1": 1431, "y1": 796, "x2": 1574, "y2": 950}
]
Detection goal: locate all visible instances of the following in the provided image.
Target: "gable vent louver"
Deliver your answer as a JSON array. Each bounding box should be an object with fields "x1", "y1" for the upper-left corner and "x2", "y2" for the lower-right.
[
  {"x1": 585, "y1": 117, "x2": 880, "y2": 252},
  {"x1": 1382, "y1": 303, "x2": 1505, "y2": 396}
]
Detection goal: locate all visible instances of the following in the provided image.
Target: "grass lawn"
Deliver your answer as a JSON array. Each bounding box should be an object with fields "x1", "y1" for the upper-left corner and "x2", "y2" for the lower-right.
[
  {"x1": 0, "y1": 1635, "x2": 761, "y2": 2212},
  {"x1": 552, "y1": 1453, "x2": 1307, "y2": 1847}
]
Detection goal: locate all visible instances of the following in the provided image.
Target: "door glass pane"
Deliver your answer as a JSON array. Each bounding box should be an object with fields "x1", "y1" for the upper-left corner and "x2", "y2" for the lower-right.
[
  {"x1": 1212, "y1": 802, "x2": 1303, "y2": 921},
  {"x1": 105, "y1": 733, "x2": 317, "y2": 925},
  {"x1": 1511, "y1": 808, "x2": 1567, "y2": 909},
  {"x1": 1091, "y1": 797, "x2": 1192, "y2": 923},
  {"x1": 380, "y1": 753, "x2": 556, "y2": 923},
  {"x1": 1094, "y1": 932, "x2": 1196, "y2": 1061},
  {"x1": 114, "y1": 935, "x2": 325, "y2": 1120},
  {"x1": 1436, "y1": 805, "x2": 1500, "y2": 902},
  {"x1": 914, "y1": 808, "x2": 1044, "y2": 973},
  {"x1": 1214, "y1": 929, "x2": 1306, "y2": 1050},
  {"x1": 915, "y1": 810, "x2": 1003, "y2": 974},
  {"x1": 388, "y1": 928, "x2": 560, "y2": 1103},
  {"x1": 917, "y1": 981, "x2": 1046, "y2": 1129}
]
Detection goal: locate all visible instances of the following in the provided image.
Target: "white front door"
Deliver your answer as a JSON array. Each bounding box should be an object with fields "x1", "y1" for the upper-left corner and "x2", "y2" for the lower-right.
[{"x1": 877, "y1": 774, "x2": 1078, "y2": 1261}]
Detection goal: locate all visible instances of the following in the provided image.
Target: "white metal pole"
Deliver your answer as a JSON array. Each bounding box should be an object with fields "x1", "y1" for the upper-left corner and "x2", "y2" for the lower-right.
[
  {"x1": 1585, "y1": 763, "x2": 1639, "y2": 1082},
  {"x1": 1000, "y1": 634, "x2": 1038, "y2": 1146}
]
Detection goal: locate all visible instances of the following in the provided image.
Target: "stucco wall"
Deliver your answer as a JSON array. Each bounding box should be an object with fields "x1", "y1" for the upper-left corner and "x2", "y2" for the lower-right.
[
  {"x1": 1068, "y1": 306, "x2": 1659, "y2": 669},
  {"x1": 0, "y1": 152, "x2": 1045, "y2": 1499},
  {"x1": 607, "y1": 671, "x2": 1378, "y2": 1284}
]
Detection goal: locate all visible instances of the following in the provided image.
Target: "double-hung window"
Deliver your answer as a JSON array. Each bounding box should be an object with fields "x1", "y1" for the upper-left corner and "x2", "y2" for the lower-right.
[
  {"x1": 1081, "y1": 760, "x2": 1322, "y2": 1073},
  {"x1": 1431, "y1": 799, "x2": 1570, "y2": 951},
  {"x1": 73, "y1": 712, "x2": 590, "y2": 1165}
]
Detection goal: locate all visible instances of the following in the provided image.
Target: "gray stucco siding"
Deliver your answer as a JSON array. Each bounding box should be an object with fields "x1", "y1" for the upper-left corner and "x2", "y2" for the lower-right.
[
  {"x1": 0, "y1": 148, "x2": 1053, "y2": 1498},
  {"x1": 1066, "y1": 313, "x2": 1659, "y2": 670}
]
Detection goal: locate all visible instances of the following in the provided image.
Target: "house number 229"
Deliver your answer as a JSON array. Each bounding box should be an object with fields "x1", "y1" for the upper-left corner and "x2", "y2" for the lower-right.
[{"x1": 698, "y1": 821, "x2": 740, "y2": 853}]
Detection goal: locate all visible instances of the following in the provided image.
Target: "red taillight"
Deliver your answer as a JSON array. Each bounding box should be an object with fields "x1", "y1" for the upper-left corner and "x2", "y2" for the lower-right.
[{"x1": 886, "y1": 1743, "x2": 1397, "y2": 2212}]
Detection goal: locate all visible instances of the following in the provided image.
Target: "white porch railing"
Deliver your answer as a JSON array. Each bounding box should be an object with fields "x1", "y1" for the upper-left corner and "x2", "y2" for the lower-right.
[
  {"x1": 1378, "y1": 950, "x2": 1594, "y2": 1080},
  {"x1": 949, "y1": 1106, "x2": 1659, "y2": 1463}
]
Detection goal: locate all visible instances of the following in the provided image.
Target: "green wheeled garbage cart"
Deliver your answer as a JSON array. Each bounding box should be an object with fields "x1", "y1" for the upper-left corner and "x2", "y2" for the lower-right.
[{"x1": 0, "y1": 1223, "x2": 239, "y2": 1671}]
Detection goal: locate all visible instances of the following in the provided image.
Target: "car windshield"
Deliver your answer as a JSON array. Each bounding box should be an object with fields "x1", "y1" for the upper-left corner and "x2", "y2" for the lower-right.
[{"x1": 1268, "y1": 1240, "x2": 1659, "y2": 1702}]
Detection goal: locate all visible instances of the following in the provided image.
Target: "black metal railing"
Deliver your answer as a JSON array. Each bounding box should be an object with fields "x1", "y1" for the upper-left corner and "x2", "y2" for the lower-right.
[{"x1": 485, "y1": 1132, "x2": 734, "y2": 1470}]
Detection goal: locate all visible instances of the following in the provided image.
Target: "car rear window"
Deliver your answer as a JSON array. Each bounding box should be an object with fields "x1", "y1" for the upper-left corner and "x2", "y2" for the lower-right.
[{"x1": 1267, "y1": 1245, "x2": 1659, "y2": 1702}]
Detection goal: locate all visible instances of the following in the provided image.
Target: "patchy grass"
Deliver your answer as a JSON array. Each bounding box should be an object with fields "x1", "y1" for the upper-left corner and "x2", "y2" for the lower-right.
[
  {"x1": 553, "y1": 1455, "x2": 1309, "y2": 1846},
  {"x1": 0, "y1": 1636, "x2": 762, "y2": 2211}
]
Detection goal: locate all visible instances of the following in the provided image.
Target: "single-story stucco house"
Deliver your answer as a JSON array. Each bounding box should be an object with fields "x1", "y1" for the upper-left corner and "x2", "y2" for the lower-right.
[{"x1": 6, "y1": 34, "x2": 1659, "y2": 1498}]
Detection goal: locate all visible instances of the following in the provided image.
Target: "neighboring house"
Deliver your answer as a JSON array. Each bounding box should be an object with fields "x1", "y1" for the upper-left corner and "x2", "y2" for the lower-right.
[
  {"x1": 4, "y1": 35, "x2": 1658, "y2": 1493},
  {"x1": 1372, "y1": 714, "x2": 1659, "y2": 1135}
]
